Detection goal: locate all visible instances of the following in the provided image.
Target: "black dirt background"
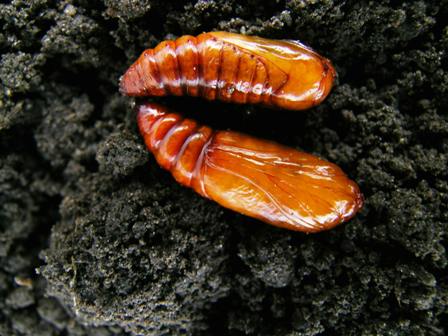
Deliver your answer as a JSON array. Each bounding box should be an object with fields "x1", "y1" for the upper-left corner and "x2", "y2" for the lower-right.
[{"x1": 1, "y1": 0, "x2": 448, "y2": 335}]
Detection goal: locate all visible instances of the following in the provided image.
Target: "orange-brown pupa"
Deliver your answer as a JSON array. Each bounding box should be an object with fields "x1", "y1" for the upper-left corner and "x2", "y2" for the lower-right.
[
  {"x1": 136, "y1": 102, "x2": 363, "y2": 233},
  {"x1": 120, "y1": 32, "x2": 336, "y2": 111}
]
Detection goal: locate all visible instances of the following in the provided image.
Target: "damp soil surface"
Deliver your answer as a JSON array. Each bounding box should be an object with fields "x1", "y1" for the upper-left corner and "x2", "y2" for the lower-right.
[{"x1": 1, "y1": 1, "x2": 448, "y2": 335}]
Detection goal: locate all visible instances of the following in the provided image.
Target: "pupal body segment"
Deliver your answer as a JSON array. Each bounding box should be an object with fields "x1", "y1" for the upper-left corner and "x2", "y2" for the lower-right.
[
  {"x1": 121, "y1": 32, "x2": 336, "y2": 111},
  {"x1": 137, "y1": 103, "x2": 363, "y2": 233}
]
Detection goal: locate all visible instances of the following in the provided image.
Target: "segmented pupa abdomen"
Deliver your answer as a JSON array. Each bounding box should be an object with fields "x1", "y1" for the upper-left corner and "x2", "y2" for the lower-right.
[
  {"x1": 136, "y1": 103, "x2": 213, "y2": 196},
  {"x1": 121, "y1": 32, "x2": 336, "y2": 110}
]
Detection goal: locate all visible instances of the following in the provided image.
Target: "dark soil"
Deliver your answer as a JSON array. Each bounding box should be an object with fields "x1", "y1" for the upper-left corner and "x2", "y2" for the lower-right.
[{"x1": 1, "y1": 0, "x2": 447, "y2": 335}]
